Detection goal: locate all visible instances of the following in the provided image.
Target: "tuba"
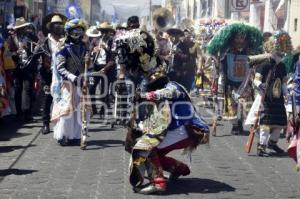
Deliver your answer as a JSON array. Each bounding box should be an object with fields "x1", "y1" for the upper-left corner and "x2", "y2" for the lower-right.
[
  {"x1": 248, "y1": 53, "x2": 272, "y2": 67},
  {"x1": 153, "y1": 8, "x2": 175, "y2": 31}
]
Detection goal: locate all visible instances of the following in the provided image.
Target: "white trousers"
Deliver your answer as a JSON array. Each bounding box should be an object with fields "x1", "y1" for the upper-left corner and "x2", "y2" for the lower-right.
[{"x1": 259, "y1": 127, "x2": 282, "y2": 145}]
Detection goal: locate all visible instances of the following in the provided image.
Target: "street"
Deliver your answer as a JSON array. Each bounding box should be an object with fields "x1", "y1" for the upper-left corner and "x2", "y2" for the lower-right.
[
  {"x1": 1, "y1": 99, "x2": 300, "y2": 199},
  {"x1": 1, "y1": 0, "x2": 300, "y2": 198}
]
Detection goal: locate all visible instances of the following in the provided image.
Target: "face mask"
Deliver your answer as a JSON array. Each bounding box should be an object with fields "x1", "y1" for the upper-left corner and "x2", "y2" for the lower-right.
[
  {"x1": 52, "y1": 23, "x2": 64, "y2": 36},
  {"x1": 128, "y1": 23, "x2": 139, "y2": 30},
  {"x1": 17, "y1": 27, "x2": 27, "y2": 37},
  {"x1": 69, "y1": 28, "x2": 84, "y2": 40}
]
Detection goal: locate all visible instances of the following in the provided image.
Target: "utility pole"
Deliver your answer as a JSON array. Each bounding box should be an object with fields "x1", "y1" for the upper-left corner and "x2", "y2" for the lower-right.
[
  {"x1": 249, "y1": 1, "x2": 262, "y2": 30},
  {"x1": 284, "y1": 0, "x2": 291, "y2": 32},
  {"x1": 173, "y1": 0, "x2": 183, "y2": 26},
  {"x1": 264, "y1": 0, "x2": 277, "y2": 32},
  {"x1": 149, "y1": 0, "x2": 152, "y2": 28}
]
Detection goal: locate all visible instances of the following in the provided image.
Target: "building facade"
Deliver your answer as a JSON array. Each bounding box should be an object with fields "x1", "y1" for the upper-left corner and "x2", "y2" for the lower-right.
[
  {"x1": 0, "y1": 0, "x2": 15, "y2": 27},
  {"x1": 288, "y1": 0, "x2": 300, "y2": 47}
]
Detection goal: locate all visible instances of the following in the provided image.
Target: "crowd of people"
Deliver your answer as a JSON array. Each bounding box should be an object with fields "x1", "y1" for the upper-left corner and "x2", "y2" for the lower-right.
[{"x1": 1, "y1": 9, "x2": 300, "y2": 194}]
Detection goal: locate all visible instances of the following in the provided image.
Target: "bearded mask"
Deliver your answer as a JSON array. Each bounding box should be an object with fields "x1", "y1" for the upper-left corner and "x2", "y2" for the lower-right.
[
  {"x1": 233, "y1": 33, "x2": 247, "y2": 52},
  {"x1": 51, "y1": 23, "x2": 64, "y2": 36}
]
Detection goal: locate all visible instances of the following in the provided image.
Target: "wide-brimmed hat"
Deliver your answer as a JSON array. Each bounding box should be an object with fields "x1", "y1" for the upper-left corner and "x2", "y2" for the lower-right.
[
  {"x1": 42, "y1": 13, "x2": 67, "y2": 35},
  {"x1": 64, "y1": 18, "x2": 87, "y2": 33},
  {"x1": 97, "y1": 22, "x2": 114, "y2": 31},
  {"x1": 86, "y1": 26, "x2": 101, "y2": 37},
  {"x1": 46, "y1": 15, "x2": 64, "y2": 29},
  {"x1": 13, "y1": 17, "x2": 31, "y2": 29},
  {"x1": 166, "y1": 27, "x2": 184, "y2": 37},
  {"x1": 116, "y1": 22, "x2": 127, "y2": 30}
]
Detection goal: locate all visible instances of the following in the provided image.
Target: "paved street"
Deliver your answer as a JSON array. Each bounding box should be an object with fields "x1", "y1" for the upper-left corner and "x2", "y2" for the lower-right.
[{"x1": 1, "y1": 101, "x2": 300, "y2": 199}]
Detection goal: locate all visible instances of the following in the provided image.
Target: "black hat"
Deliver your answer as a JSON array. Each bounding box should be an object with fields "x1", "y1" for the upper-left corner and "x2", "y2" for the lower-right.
[
  {"x1": 166, "y1": 28, "x2": 184, "y2": 37},
  {"x1": 127, "y1": 16, "x2": 139, "y2": 26}
]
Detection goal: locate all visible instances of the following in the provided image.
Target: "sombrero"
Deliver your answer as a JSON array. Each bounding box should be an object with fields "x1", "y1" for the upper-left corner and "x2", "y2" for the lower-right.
[
  {"x1": 97, "y1": 22, "x2": 114, "y2": 31},
  {"x1": 13, "y1": 17, "x2": 31, "y2": 29},
  {"x1": 166, "y1": 27, "x2": 184, "y2": 37},
  {"x1": 46, "y1": 15, "x2": 64, "y2": 29},
  {"x1": 42, "y1": 13, "x2": 67, "y2": 35},
  {"x1": 86, "y1": 26, "x2": 101, "y2": 37},
  {"x1": 116, "y1": 22, "x2": 127, "y2": 30}
]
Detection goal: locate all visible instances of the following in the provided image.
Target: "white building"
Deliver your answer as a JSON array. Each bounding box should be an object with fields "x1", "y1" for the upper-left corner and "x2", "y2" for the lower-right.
[{"x1": 287, "y1": 0, "x2": 300, "y2": 47}]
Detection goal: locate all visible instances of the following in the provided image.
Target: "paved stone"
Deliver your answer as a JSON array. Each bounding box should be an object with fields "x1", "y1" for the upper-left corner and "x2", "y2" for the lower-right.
[{"x1": 0, "y1": 102, "x2": 300, "y2": 199}]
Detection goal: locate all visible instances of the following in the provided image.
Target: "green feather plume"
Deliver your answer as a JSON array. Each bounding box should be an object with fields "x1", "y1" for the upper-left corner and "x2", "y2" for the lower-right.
[
  {"x1": 207, "y1": 23, "x2": 263, "y2": 56},
  {"x1": 282, "y1": 51, "x2": 300, "y2": 74}
]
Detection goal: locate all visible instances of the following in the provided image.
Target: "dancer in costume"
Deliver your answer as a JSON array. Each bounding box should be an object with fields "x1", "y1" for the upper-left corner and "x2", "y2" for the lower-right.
[
  {"x1": 1, "y1": 25, "x2": 17, "y2": 118},
  {"x1": 207, "y1": 23, "x2": 263, "y2": 134},
  {"x1": 0, "y1": 37, "x2": 10, "y2": 117},
  {"x1": 94, "y1": 22, "x2": 116, "y2": 117},
  {"x1": 166, "y1": 28, "x2": 191, "y2": 90},
  {"x1": 118, "y1": 29, "x2": 210, "y2": 194},
  {"x1": 118, "y1": 15, "x2": 145, "y2": 85},
  {"x1": 51, "y1": 18, "x2": 90, "y2": 146},
  {"x1": 286, "y1": 52, "x2": 300, "y2": 170},
  {"x1": 193, "y1": 18, "x2": 226, "y2": 93},
  {"x1": 34, "y1": 14, "x2": 66, "y2": 134},
  {"x1": 85, "y1": 25, "x2": 101, "y2": 116},
  {"x1": 116, "y1": 16, "x2": 155, "y2": 123},
  {"x1": 182, "y1": 29, "x2": 198, "y2": 92},
  {"x1": 11, "y1": 17, "x2": 39, "y2": 121},
  {"x1": 253, "y1": 31, "x2": 292, "y2": 156}
]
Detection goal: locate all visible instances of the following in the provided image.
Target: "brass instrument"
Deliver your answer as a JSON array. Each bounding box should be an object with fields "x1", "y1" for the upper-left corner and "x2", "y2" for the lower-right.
[
  {"x1": 15, "y1": 37, "x2": 37, "y2": 69},
  {"x1": 153, "y1": 8, "x2": 175, "y2": 31},
  {"x1": 16, "y1": 36, "x2": 52, "y2": 70},
  {"x1": 168, "y1": 41, "x2": 180, "y2": 72},
  {"x1": 93, "y1": 37, "x2": 103, "y2": 64},
  {"x1": 248, "y1": 53, "x2": 272, "y2": 67}
]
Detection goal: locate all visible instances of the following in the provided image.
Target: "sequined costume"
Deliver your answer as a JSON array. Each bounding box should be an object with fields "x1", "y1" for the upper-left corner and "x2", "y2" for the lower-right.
[{"x1": 117, "y1": 28, "x2": 210, "y2": 194}]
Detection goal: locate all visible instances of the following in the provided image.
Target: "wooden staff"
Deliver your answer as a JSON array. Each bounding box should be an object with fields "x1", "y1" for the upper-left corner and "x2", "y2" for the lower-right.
[
  {"x1": 212, "y1": 53, "x2": 220, "y2": 137},
  {"x1": 244, "y1": 67, "x2": 273, "y2": 153},
  {"x1": 80, "y1": 52, "x2": 90, "y2": 150}
]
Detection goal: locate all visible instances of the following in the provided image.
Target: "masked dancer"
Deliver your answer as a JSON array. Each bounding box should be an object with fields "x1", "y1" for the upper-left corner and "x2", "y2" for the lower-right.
[
  {"x1": 118, "y1": 29, "x2": 210, "y2": 194},
  {"x1": 35, "y1": 14, "x2": 66, "y2": 134},
  {"x1": 253, "y1": 31, "x2": 292, "y2": 156},
  {"x1": 51, "y1": 18, "x2": 90, "y2": 146},
  {"x1": 207, "y1": 23, "x2": 263, "y2": 135}
]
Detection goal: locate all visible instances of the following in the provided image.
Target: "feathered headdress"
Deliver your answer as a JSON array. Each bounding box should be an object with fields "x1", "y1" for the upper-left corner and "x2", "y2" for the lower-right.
[
  {"x1": 282, "y1": 51, "x2": 300, "y2": 74},
  {"x1": 207, "y1": 23, "x2": 263, "y2": 56},
  {"x1": 264, "y1": 30, "x2": 293, "y2": 55}
]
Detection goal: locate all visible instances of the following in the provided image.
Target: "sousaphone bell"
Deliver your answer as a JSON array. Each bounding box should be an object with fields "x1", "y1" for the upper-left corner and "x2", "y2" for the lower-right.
[{"x1": 153, "y1": 8, "x2": 175, "y2": 31}]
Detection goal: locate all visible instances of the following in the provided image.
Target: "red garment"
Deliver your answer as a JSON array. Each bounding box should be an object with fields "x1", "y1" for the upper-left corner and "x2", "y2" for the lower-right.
[
  {"x1": 0, "y1": 48, "x2": 9, "y2": 113},
  {"x1": 287, "y1": 125, "x2": 299, "y2": 163},
  {"x1": 149, "y1": 138, "x2": 193, "y2": 177}
]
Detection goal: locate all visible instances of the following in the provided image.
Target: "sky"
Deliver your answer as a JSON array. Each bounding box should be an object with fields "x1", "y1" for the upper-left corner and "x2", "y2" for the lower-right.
[{"x1": 100, "y1": 0, "x2": 162, "y2": 17}]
